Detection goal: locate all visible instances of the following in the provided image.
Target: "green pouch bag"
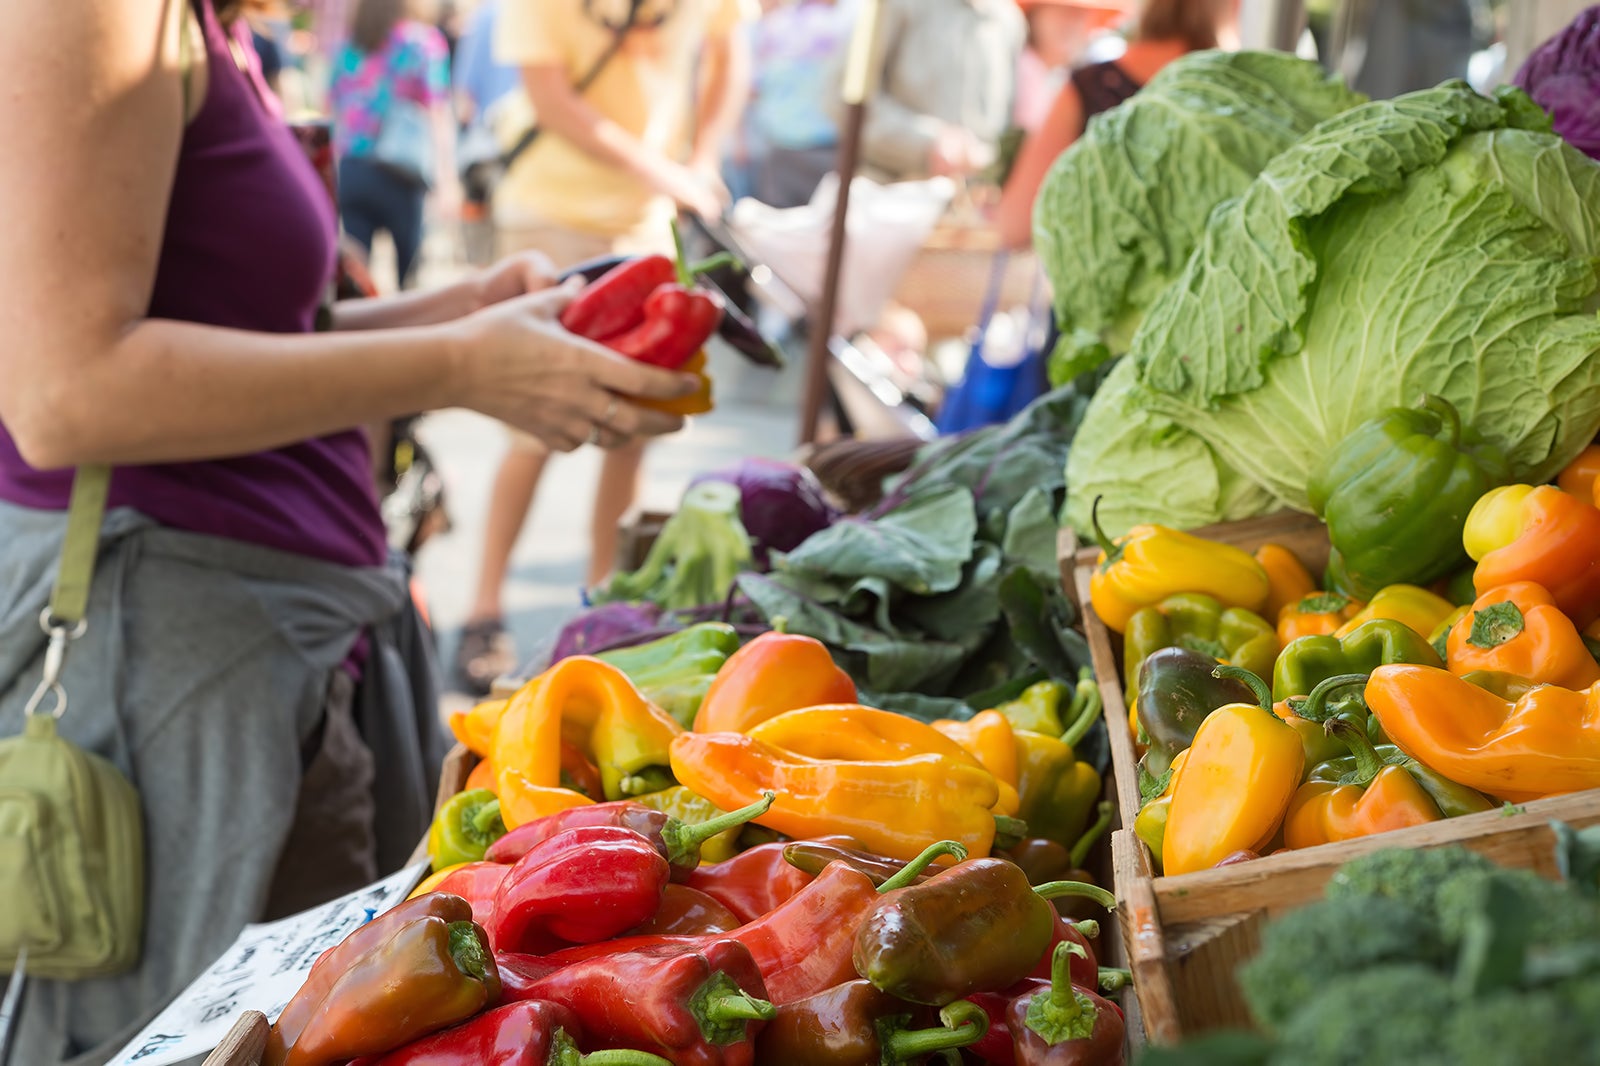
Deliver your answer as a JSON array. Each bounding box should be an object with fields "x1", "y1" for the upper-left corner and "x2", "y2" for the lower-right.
[{"x1": 0, "y1": 466, "x2": 145, "y2": 980}]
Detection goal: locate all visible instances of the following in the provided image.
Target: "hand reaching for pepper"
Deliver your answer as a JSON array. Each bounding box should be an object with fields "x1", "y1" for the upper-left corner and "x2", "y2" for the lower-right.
[{"x1": 450, "y1": 279, "x2": 703, "y2": 453}]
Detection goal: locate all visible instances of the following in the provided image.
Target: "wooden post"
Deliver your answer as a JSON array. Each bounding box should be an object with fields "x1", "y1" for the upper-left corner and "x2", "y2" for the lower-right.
[{"x1": 798, "y1": 0, "x2": 884, "y2": 446}]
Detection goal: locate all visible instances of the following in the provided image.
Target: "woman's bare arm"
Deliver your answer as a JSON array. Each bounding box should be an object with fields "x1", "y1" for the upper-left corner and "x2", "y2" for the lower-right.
[
  {"x1": 0, "y1": 0, "x2": 694, "y2": 470},
  {"x1": 995, "y1": 82, "x2": 1084, "y2": 250}
]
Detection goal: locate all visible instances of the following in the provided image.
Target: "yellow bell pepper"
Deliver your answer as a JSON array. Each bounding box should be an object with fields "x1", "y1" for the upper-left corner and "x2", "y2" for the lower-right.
[
  {"x1": 1332, "y1": 584, "x2": 1455, "y2": 641},
  {"x1": 1013, "y1": 728, "x2": 1101, "y2": 847},
  {"x1": 1086, "y1": 497, "x2": 1272, "y2": 634},
  {"x1": 1162, "y1": 666, "x2": 1304, "y2": 875},
  {"x1": 491, "y1": 656, "x2": 685, "y2": 828},
  {"x1": 448, "y1": 698, "x2": 506, "y2": 757},
  {"x1": 933, "y1": 711, "x2": 1021, "y2": 798},
  {"x1": 750, "y1": 705, "x2": 1017, "y2": 816}
]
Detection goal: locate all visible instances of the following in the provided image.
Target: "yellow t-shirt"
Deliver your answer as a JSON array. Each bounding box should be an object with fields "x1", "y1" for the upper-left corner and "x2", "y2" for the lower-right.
[{"x1": 494, "y1": 0, "x2": 750, "y2": 238}]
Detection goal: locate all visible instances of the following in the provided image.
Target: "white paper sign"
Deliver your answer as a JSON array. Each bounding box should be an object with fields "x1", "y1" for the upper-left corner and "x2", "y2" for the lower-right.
[{"x1": 107, "y1": 861, "x2": 429, "y2": 1066}]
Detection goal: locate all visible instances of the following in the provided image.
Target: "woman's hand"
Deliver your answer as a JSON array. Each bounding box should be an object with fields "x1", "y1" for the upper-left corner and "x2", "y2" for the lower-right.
[{"x1": 451, "y1": 279, "x2": 702, "y2": 453}]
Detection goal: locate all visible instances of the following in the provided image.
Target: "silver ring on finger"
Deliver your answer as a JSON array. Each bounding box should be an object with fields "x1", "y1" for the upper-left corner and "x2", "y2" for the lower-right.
[{"x1": 603, "y1": 397, "x2": 620, "y2": 425}]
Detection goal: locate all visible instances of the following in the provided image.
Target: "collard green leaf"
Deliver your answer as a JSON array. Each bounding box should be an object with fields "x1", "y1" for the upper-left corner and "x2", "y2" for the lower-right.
[
  {"x1": 996, "y1": 566, "x2": 1092, "y2": 683},
  {"x1": 781, "y1": 486, "x2": 976, "y2": 596}
]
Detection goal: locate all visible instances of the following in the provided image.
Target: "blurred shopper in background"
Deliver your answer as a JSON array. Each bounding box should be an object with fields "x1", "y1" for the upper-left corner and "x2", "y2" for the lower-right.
[
  {"x1": 1329, "y1": 0, "x2": 1490, "y2": 99},
  {"x1": 1013, "y1": 0, "x2": 1126, "y2": 133},
  {"x1": 996, "y1": 0, "x2": 1239, "y2": 248},
  {"x1": 329, "y1": 0, "x2": 458, "y2": 288},
  {"x1": 452, "y1": 0, "x2": 520, "y2": 263},
  {"x1": 455, "y1": 0, "x2": 754, "y2": 693},
  {"x1": 746, "y1": 0, "x2": 855, "y2": 207},
  {"x1": 838, "y1": 0, "x2": 1026, "y2": 182}
]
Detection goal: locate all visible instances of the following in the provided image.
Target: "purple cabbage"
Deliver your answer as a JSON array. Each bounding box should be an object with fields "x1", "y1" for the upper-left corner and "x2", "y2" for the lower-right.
[
  {"x1": 689, "y1": 458, "x2": 840, "y2": 568},
  {"x1": 1514, "y1": 6, "x2": 1600, "y2": 160},
  {"x1": 548, "y1": 601, "x2": 661, "y2": 663}
]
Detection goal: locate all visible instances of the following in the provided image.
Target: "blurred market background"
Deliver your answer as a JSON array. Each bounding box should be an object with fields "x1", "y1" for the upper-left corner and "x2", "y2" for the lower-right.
[{"x1": 239, "y1": 0, "x2": 1572, "y2": 710}]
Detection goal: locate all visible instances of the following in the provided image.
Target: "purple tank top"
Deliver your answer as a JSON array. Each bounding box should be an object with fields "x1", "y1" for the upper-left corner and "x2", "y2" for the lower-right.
[{"x1": 0, "y1": 0, "x2": 386, "y2": 569}]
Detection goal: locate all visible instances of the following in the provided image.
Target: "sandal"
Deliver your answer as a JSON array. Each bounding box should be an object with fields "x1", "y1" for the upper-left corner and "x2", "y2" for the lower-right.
[{"x1": 453, "y1": 619, "x2": 517, "y2": 697}]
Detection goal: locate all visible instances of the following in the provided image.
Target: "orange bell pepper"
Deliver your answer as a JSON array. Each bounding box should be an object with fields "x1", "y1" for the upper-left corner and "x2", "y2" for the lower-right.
[
  {"x1": 692, "y1": 631, "x2": 857, "y2": 733},
  {"x1": 463, "y1": 757, "x2": 496, "y2": 793},
  {"x1": 1445, "y1": 582, "x2": 1600, "y2": 689},
  {"x1": 449, "y1": 698, "x2": 506, "y2": 757},
  {"x1": 932, "y1": 710, "x2": 1024, "y2": 817},
  {"x1": 668, "y1": 730, "x2": 999, "y2": 860},
  {"x1": 1161, "y1": 666, "x2": 1304, "y2": 876},
  {"x1": 1277, "y1": 592, "x2": 1362, "y2": 645},
  {"x1": 638, "y1": 350, "x2": 714, "y2": 416},
  {"x1": 1283, "y1": 766, "x2": 1447, "y2": 850},
  {"x1": 1366, "y1": 664, "x2": 1600, "y2": 801},
  {"x1": 1465, "y1": 484, "x2": 1600, "y2": 627},
  {"x1": 1255, "y1": 543, "x2": 1317, "y2": 623},
  {"x1": 492, "y1": 656, "x2": 684, "y2": 827},
  {"x1": 1556, "y1": 444, "x2": 1600, "y2": 504}
]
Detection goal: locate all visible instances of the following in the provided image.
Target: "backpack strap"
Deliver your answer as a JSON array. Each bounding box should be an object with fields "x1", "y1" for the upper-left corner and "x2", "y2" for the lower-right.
[{"x1": 25, "y1": 466, "x2": 111, "y2": 720}]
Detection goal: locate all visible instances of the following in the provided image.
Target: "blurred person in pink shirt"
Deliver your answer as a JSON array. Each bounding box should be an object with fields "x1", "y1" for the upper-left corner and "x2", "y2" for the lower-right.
[{"x1": 1012, "y1": 0, "x2": 1127, "y2": 134}]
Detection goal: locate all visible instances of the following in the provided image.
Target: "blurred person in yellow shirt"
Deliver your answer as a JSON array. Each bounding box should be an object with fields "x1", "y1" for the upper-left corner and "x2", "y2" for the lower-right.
[{"x1": 454, "y1": 0, "x2": 753, "y2": 693}]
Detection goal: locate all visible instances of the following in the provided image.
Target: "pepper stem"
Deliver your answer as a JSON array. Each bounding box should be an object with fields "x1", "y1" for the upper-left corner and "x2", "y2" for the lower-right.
[
  {"x1": 1073, "y1": 920, "x2": 1101, "y2": 939},
  {"x1": 1024, "y1": 942, "x2": 1099, "y2": 1045},
  {"x1": 446, "y1": 921, "x2": 491, "y2": 985},
  {"x1": 670, "y1": 220, "x2": 693, "y2": 287},
  {"x1": 1089, "y1": 496, "x2": 1124, "y2": 567},
  {"x1": 1060, "y1": 671, "x2": 1103, "y2": 749},
  {"x1": 1295, "y1": 674, "x2": 1370, "y2": 724},
  {"x1": 1069, "y1": 801, "x2": 1114, "y2": 869},
  {"x1": 1420, "y1": 393, "x2": 1463, "y2": 449},
  {"x1": 471, "y1": 798, "x2": 503, "y2": 836},
  {"x1": 993, "y1": 815, "x2": 1029, "y2": 851},
  {"x1": 1324, "y1": 717, "x2": 1389, "y2": 786},
  {"x1": 550, "y1": 1028, "x2": 675, "y2": 1066},
  {"x1": 686, "y1": 252, "x2": 740, "y2": 277},
  {"x1": 880, "y1": 840, "x2": 967, "y2": 892},
  {"x1": 1033, "y1": 880, "x2": 1118, "y2": 911},
  {"x1": 1211, "y1": 664, "x2": 1275, "y2": 715},
  {"x1": 661, "y1": 792, "x2": 776, "y2": 867},
  {"x1": 688, "y1": 971, "x2": 776, "y2": 1046},
  {"x1": 1098, "y1": 967, "x2": 1132, "y2": 994},
  {"x1": 879, "y1": 1000, "x2": 990, "y2": 1062}
]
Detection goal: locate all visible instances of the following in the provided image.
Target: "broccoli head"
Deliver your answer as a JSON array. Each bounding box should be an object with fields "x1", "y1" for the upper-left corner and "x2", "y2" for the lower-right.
[
  {"x1": 1324, "y1": 845, "x2": 1497, "y2": 918},
  {"x1": 1269, "y1": 965, "x2": 1456, "y2": 1066},
  {"x1": 1239, "y1": 895, "x2": 1445, "y2": 1031},
  {"x1": 1433, "y1": 866, "x2": 1600, "y2": 952},
  {"x1": 1439, "y1": 988, "x2": 1598, "y2": 1065}
]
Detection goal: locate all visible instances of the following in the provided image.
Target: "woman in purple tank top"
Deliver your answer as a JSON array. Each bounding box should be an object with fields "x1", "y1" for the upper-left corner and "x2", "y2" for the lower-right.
[{"x1": 0, "y1": 1, "x2": 703, "y2": 1061}]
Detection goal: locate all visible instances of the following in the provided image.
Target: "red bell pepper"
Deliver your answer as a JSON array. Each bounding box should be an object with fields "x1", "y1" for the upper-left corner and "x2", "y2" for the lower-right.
[
  {"x1": 680, "y1": 842, "x2": 816, "y2": 924},
  {"x1": 967, "y1": 988, "x2": 1031, "y2": 1066},
  {"x1": 507, "y1": 939, "x2": 775, "y2": 1066},
  {"x1": 559, "y1": 255, "x2": 678, "y2": 342},
  {"x1": 1023, "y1": 919, "x2": 1100, "y2": 989},
  {"x1": 546, "y1": 841, "x2": 966, "y2": 1006},
  {"x1": 601, "y1": 284, "x2": 724, "y2": 370},
  {"x1": 486, "y1": 826, "x2": 669, "y2": 953},
  {"x1": 631, "y1": 884, "x2": 742, "y2": 936},
  {"x1": 1007, "y1": 944, "x2": 1125, "y2": 1066},
  {"x1": 411, "y1": 862, "x2": 510, "y2": 929},
  {"x1": 357, "y1": 999, "x2": 672, "y2": 1066},
  {"x1": 486, "y1": 794, "x2": 774, "y2": 881}
]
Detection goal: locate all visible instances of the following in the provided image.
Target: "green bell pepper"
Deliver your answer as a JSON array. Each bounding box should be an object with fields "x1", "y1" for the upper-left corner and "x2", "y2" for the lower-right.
[
  {"x1": 1308, "y1": 719, "x2": 1495, "y2": 819},
  {"x1": 1272, "y1": 618, "x2": 1444, "y2": 701},
  {"x1": 1308, "y1": 394, "x2": 1510, "y2": 600},
  {"x1": 594, "y1": 622, "x2": 741, "y2": 728},
  {"x1": 426, "y1": 788, "x2": 507, "y2": 870},
  {"x1": 1134, "y1": 647, "x2": 1254, "y2": 778},
  {"x1": 994, "y1": 679, "x2": 1069, "y2": 737},
  {"x1": 1280, "y1": 673, "x2": 1389, "y2": 768},
  {"x1": 1122, "y1": 592, "x2": 1277, "y2": 697}
]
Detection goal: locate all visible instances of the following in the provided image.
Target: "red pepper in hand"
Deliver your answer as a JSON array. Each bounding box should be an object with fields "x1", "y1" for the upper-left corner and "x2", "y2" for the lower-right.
[
  {"x1": 681, "y1": 842, "x2": 816, "y2": 924},
  {"x1": 486, "y1": 794, "x2": 775, "y2": 882},
  {"x1": 756, "y1": 983, "x2": 990, "y2": 1066},
  {"x1": 264, "y1": 894, "x2": 502, "y2": 1066},
  {"x1": 487, "y1": 826, "x2": 669, "y2": 953},
  {"x1": 853, "y1": 859, "x2": 1116, "y2": 1006},
  {"x1": 359, "y1": 999, "x2": 672, "y2": 1066},
  {"x1": 603, "y1": 285, "x2": 725, "y2": 370},
  {"x1": 1008, "y1": 943, "x2": 1125, "y2": 1066},
  {"x1": 560, "y1": 255, "x2": 678, "y2": 342},
  {"x1": 511, "y1": 939, "x2": 776, "y2": 1066},
  {"x1": 631, "y1": 884, "x2": 742, "y2": 936}
]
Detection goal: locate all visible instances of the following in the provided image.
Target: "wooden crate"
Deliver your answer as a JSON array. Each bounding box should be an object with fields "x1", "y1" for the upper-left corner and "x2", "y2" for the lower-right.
[
  {"x1": 1066, "y1": 511, "x2": 1600, "y2": 1043},
  {"x1": 893, "y1": 221, "x2": 1039, "y2": 341}
]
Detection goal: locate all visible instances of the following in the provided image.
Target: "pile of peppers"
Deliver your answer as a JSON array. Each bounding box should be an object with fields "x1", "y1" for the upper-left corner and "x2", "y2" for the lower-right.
[
  {"x1": 325, "y1": 618, "x2": 1130, "y2": 1064},
  {"x1": 1096, "y1": 428, "x2": 1600, "y2": 876}
]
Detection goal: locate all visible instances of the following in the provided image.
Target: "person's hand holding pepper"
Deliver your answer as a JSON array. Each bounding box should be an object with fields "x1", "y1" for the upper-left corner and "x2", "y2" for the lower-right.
[{"x1": 448, "y1": 278, "x2": 705, "y2": 453}]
